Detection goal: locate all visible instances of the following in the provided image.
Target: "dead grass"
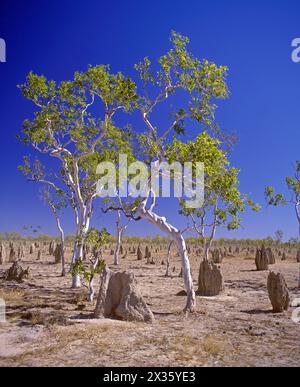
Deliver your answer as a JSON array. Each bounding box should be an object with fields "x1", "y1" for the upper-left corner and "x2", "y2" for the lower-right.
[
  {"x1": 201, "y1": 334, "x2": 229, "y2": 355},
  {"x1": 0, "y1": 288, "x2": 26, "y2": 302},
  {"x1": 5, "y1": 320, "x2": 139, "y2": 365},
  {"x1": 70, "y1": 292, "x2": 89, "y2": 305},
  {"x1": 22, "y1": 310, "x2": 70, "y2": 327},
  {"x1": 23, "y1": 310, "x2": 45, "y2": 325},
  {"x1": 1, "y1": 246, "x2": 300, "y2": 367}
]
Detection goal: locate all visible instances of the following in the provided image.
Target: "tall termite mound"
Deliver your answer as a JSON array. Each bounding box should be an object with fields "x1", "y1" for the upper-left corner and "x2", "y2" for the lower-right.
[
  {"x1": 29, "y1": 243, "x2": 35, "y2": 254},
  {"x1": 54, "y1": 244, "x2": 62, "y2": 264},
  {"x1": 266, "y1": 247, "x2": 276, "y2": 264},
  {"x1": 267, "y1": 271, "x2": 290, "y2": 313},
  {"x1": 137, "y1": 245, "x2": 143, "y2": 261},
  {"x1": 0, "y1": 243, "x2": 6, "y2": 265},
  {"x1": 17, "y1": 244, "x2": 25, "y2": 259},
  {"x1": 49, "y1": 240, "x2": 57, "y2": 256},
  {"x1": 94, "y1": 269, "x2": 154, "y2": 322},
  {"x1": 9, "y1": 244, "x2": 16, "y2": 263},
  {"x1": 297, "y1": 250, "x2": 300, "y2": 263},
  {"x1": 212, "y1": 249, "x2": 223, "y2": 264},
  {"x1": 197, "y1": 260, "x2": 224, "y2": 296},
  {"x1": 255, "y1": 247, "x2": 269, "y2": 271}
]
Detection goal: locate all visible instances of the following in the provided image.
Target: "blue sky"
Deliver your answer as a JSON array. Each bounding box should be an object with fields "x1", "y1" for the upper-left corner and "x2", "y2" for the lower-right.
[{"x1": 0, "y1": 0, "x2": 299, "y2": 240}]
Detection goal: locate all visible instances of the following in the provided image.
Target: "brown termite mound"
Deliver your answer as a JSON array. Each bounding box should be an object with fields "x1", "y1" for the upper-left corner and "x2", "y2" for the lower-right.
[
  {"x1": 17, "y1": 244, "x2": 25, "y2": 259},
  {"x1": 29, "y1": 243, "x2": 35, "y2": 254},
  {"x1": 145, "y1": 245, "x2": 151, "y2": 260},
  {"x1": 0, "y1": 242, "x2": 7, "y2": 264},
  {"x1": 54, "y1": 244, "x2": 62, "y2": 264},
  {"x1": 5, "y1": 261, "x2": 29, "y2": 283},
  {"x1": 9, "y1": 244, "x2": 16, "y2": 263},
  {"x1": 255, "y1": 247, "x2": 269, "y2": 271},
  {"x1": 267, "y1": 271, "x2": 290, "y2": 313},
  {"x1": 49, "y1": 240, "x2": 56, "y2": 255},
  {"x1": 297, "y1": 250, "x2": 300, "y2": 263},
  {"x1": 266, "y1": 247, "x2": 276, "y2": 264},
  {"x1": 212, "y1": 249, "x2": 223, "y2": 264},
  {"x1": 94, "y1": 269, "x2": 154, "y2": 323},
  {"x1": 137, "y1": 245, "x2": 143, "y2": 261},
  {"x1": 197, "y1": 260, "x2": 224, "y2": 296}
]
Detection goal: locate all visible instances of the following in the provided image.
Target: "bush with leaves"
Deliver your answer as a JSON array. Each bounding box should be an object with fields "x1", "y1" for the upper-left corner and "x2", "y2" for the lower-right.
[{"x1": 72, "y1": 228, "x2": 109, "y2": 301}]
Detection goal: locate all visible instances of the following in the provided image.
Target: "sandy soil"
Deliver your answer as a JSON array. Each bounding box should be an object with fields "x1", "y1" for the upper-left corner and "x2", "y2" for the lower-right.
[{"x1": 0, "y1": 243, "x2": 300, "y2": 367}]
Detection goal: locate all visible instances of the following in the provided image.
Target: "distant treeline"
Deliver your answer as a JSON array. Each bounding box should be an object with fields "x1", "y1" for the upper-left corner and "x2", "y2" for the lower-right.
[{"x1": 0, "y1": 232, "x2": 299, "y2": 248}]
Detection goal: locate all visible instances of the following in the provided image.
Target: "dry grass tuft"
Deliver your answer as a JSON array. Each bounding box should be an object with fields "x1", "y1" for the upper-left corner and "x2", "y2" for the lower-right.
[
  {"x1": 160, "y1": 333, "x2": 232, "y2": 364},
  {"x1": 0, "y1": 288, "x2": 26, "y2": 302},
  {"x1": 22, "y1": 310, "x2": 70, "y2": 326},
  {"x1": 70, "y1": 292, "x2": 88, "y2": 305},
  {"x1": 201, "y1": 334, "x2": 228, "y2": 355}
]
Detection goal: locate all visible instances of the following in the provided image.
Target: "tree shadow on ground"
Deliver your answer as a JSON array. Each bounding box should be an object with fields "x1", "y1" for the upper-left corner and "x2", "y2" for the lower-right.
[{"x1": 240, "y1": 308, "x2": 273, "y2": 315}]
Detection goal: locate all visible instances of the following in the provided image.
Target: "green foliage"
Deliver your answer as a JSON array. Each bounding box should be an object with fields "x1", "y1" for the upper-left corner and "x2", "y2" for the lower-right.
[
  {"x1": 134, "y1": 31, "x2": 229, "y2": 161},
  {"x1": 264, "y1": 186, "x2": 286, "y2": 206},
  {"x1": 71, "y1": 258, "x2": 106, "y2": 283},
  {"x1": 74, "y1": 65, "x2": 138, "y2": 112},
  {"x1": 18, "y1": 64, "x2": 139, "y2": 215},
  {"x1": 265, "y1": 161, "x2": 300, "y2": 240},
  {"x1": 85, "y1": 227, "x2": 110, "y2": 249},
  {"x1": 18, "y1": 32, "x2": 259, "y2": 247},
  {"x1": 170, "y1": 132, "x2": 260, "y2": 232},
  {"x1": 71, "y1": 227, "x2": 108, "y2": 283},
  {"x1": 18, "y1": 65, "x2": 138, "y2": 157},
  {"x1": 265, "y1": 162, "x2": 300, "y2": 208}
]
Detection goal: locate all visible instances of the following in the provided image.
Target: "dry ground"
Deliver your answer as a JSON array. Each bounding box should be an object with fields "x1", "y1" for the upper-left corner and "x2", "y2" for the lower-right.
[{"x1": 0, "y1": 243, "x2": 300, "y2": 367}]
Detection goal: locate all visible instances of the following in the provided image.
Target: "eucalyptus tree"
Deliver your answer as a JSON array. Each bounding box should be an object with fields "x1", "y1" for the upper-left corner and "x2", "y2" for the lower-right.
[
  {"x1": 265, "y1": 161, "x2": 300, "y2": 286},
  {"x1": 101, "y1": 203, "x2": 132, "y2": 265},
  {"x1": 19, "y1": 156, "x2": 75, "y2": 276},
  {"x1": 131, "y1": 31, "x2": 229, "y2": 312},
  {"x1": 265, "y1": 161, "x2": 300, "y2": 239},
  {"x1": 40, "y1": 186, "x2": 67, "y2": 276},
  {"x1": 112, "y1": 210, "x2": 131, "y2": 265},
  {"x1": 274, "y1": 230, "x2": 284, "y2": 244},
  {"x1": 176, "y1": 133, "x2": 259, "y2": 261},
  {"x1": 18, "y1": 66, "x2": 137, "y2": 287}
]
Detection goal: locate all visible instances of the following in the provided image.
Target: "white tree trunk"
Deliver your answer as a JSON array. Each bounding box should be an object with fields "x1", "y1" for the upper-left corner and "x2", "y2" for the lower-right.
[
  {"x1": 72, "y1": 201, "x2": 92, "y2": 288},
  {"x1": 114, "y1": 211, "x2": 122, "y2": 266},
  {"x1": 55, "y1": 216, "x2": 66, "y2": 277},
  {"x1": 138, "y1": 200, "x2": 195, "y2": 312},
  {"x1": 165, "y1": 240, "x2": 174, "y2": 277},
  {"x1": 204, "y1": 228, "x2": 215, "y2": 261},
  {"x1": 203, "y1": 206, "x2": 217, "y2": 262},
  {"x1": 114, "y1": 229, "x2": 122, "y2": 266},
  {"x1": 88, "y1": 254, "x2": 100, "y2": 302}
]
